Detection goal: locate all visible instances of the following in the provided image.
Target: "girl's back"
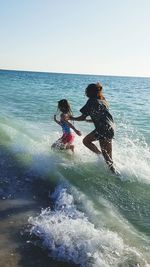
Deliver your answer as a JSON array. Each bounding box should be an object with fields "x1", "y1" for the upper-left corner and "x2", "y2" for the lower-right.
[{"x1": 60, "y1": 113, "x2": 71, "y2": 134}]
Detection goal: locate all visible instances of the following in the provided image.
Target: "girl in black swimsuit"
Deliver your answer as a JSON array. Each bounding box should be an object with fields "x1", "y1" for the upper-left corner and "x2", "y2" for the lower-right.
[{"x1": 71, "y1": 83, "x2": 116, "y2": 174}]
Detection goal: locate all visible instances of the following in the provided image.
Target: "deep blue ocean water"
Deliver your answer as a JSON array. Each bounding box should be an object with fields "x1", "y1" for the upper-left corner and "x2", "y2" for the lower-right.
[{"x1": 0, "y1": 69, "x2": 150, "y2": 266}]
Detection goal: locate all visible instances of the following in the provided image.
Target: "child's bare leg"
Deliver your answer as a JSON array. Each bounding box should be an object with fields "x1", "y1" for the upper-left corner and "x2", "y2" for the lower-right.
[
  {"x1": 83, "y1": 132, "x2": 101, "y2": 154},
  {"x1": 66, "y1": 144, "x2": 74, "y2": 153},
  {"x1": 99, "y1": 139, "x2": 116, "y2": 173},
  {"x1": 99, "y1": 139, "x2": 112, "y2": 162}
]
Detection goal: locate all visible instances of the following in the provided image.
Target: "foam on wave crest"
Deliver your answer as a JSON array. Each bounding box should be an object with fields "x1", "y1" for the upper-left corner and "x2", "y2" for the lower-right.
[{"x1": 29, "y1": 185, "x2": 149, "y2": 267}]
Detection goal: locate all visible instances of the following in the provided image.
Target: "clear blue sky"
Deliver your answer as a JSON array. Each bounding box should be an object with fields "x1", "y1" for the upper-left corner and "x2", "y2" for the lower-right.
[{"x1": 0, "y1": 0, "x2": 150, "y2": 77}]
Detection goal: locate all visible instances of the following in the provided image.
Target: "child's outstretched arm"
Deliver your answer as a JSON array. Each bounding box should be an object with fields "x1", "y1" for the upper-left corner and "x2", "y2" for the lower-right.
[
  {"x1": 54, "y1": 115, "x2": 61, "y2": 125},
  {"x1": 66, "y1": 121, "x2": 82, "y2": 136},
  {"x1": 70, "y1": 114, "x2": 86, "y2": 121}
]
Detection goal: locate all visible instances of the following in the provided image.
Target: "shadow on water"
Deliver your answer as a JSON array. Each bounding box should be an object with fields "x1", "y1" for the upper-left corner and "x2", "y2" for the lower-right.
[
  {"x1": 0, "y1": 144, "x2": 77, "y2": 267},
  {"x1": 0, "y1": 202, "x2": 38, "y2": 220}
]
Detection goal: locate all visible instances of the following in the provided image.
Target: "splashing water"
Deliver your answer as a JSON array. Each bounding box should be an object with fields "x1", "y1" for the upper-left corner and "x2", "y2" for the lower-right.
[{"x1": 29, "y1": 185, "x2": 149, "y2": 267}]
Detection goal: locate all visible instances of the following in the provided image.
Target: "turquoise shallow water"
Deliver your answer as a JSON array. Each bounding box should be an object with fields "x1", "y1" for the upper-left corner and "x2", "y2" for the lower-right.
[{"x1": 0, "y1": 69, "x2": 150, "y2": 266}]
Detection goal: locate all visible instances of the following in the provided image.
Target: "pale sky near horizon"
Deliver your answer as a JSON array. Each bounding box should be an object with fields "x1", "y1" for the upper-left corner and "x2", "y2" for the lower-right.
[{"x1": 0, "y1": 0, "x2": 150, "y2": 77}]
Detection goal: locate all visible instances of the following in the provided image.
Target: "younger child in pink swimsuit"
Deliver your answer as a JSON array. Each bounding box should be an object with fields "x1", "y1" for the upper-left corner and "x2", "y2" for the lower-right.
[{"x1": 51, "y1": 99, "x2": 81, "y2": 152}]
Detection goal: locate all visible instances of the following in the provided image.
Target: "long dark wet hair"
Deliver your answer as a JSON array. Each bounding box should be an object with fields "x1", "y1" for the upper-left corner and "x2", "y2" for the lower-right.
[
  {"x1": 85, "y1": 82, "x2": 106, "y2": 100},
  {"x1": 57, "y1": 99, "x2": 72, "y2": 116},
  {"x1": 85, "y1": 83, "x2": 109, "y2": 108}
]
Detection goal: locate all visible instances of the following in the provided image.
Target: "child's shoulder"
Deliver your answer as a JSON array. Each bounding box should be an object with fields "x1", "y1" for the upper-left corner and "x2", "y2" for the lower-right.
[{"x1": 60, "y1": 113, "x2": 70, "y2": 121}]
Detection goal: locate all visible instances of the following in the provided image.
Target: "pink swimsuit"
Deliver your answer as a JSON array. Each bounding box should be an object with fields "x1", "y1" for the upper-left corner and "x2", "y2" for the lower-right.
[{"x1": 60, "y1": 121, "x2": 74, "y2": 144}]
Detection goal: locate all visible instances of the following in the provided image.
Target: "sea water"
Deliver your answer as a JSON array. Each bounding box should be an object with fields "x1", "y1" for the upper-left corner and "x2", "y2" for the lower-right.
[{"x1": 0, "y1": 69, "x2": 150, "y2": 266}]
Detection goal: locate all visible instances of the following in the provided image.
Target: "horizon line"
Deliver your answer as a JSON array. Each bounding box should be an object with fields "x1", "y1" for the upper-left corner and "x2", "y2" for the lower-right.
[{"x1": 0, "y1": 68, "x2": 150, "y2": 79}]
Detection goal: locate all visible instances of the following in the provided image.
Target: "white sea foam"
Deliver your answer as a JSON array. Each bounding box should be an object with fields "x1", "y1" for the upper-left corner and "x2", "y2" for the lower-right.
[
  {"x1": 49, "y1": 123, "x2": 150, "y2": 184},
  {"x1": 29, "y1": 185, "x2": 149, "y2": 267},
  {"x1": 113, "y1": 125, "x2": 150, "y2": 183}
]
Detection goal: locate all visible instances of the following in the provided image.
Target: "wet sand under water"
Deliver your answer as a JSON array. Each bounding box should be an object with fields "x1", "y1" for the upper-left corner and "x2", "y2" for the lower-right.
[
  {"x1": 0, "y1": 145, "x2": 77, "y2": 267},
  {"x1": 0, "y1": 194, "x2": 77, "y2": 267}
]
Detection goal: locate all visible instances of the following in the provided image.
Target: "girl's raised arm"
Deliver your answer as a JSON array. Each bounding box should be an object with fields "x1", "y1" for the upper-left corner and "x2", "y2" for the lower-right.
[{"x1": 54, "y1": 115, "x2": 61, "y2": 125}]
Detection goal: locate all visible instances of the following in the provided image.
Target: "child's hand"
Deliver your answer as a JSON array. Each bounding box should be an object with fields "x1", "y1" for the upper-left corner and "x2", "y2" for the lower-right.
[
  {"x1": 76, "y1": 130, "x2": 82, "y2": 136},
  {"x1": 86, "y1": 119, "x2": 93, "y2": 123}
]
